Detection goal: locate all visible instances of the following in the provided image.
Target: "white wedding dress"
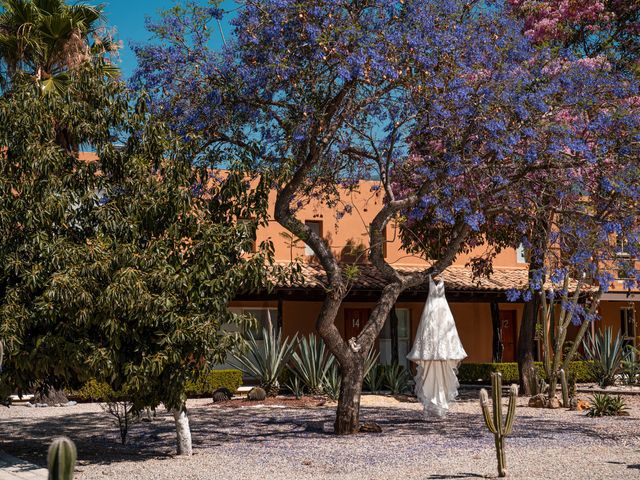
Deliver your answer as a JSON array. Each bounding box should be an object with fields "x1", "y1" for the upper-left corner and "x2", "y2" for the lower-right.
[{"x1": 407, "y1": 276, "x2": 467, "y2": 417}]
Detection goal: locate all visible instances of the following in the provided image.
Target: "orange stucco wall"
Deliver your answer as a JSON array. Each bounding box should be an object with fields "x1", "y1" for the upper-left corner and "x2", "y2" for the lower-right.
[{"x1": 256, "y1": 181, "x2": 527, "y2": 269}]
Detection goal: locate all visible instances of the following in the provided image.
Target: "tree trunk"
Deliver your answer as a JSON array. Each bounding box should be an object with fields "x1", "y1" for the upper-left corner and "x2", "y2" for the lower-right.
[
  {"x1": 334, "y1": 361, "x2": 364, "y2": 434},
  {"x1": 517, "y1": 297, "x2": 539, "y2": 395},
  {"x1": 173, "y1": 405, "x2": 193, "y2": 456}
]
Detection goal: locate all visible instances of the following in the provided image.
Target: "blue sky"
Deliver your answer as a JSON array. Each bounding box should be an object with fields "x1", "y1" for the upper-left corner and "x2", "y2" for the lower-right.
[{"x1": 102, "y1": 0, "x2": 235, "y2": 79}]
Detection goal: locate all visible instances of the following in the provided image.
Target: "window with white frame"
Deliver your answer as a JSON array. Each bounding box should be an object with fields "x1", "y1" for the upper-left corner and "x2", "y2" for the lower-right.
[
  {"x1": 228, "y1": 307, "x2": 278, "y2": 339},
  {"x1": 516, "y1": 244, "x2": 527, "y2": 264},
  {"x1": 220, "y1": 307, "x2": 279, "y2": 372},
  {"x1": 304, "y1": 220, "x2": 322, "y2": 256}
]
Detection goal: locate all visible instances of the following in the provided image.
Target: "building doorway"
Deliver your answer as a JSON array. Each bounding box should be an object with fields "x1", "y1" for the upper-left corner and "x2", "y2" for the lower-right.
[
  {"x1": 344, "y1": 308, "x2": 370, "y2": 341},
  {"x1": 500, "y1": 310, "x2": 517, "y2": 362}
]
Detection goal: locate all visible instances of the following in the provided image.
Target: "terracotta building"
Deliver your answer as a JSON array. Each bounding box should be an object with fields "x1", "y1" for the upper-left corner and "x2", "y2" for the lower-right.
[{"x1": 230, "y1": 180, "x2": 639, "y2": 366}]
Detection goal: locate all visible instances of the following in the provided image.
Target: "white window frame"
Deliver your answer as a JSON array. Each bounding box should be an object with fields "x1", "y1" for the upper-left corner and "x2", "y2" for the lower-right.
[
  {"x1": 304, "y1": 220, "x2": 322, "y2": 256},
  {"x1": 379, "y1": 308, "x2": 411, "y2": 368}
]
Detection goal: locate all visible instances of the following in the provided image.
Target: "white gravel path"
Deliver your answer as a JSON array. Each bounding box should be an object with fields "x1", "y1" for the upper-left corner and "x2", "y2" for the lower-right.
[{"x1": 1, "y1": 392, "x2": 639, "y2": 480}]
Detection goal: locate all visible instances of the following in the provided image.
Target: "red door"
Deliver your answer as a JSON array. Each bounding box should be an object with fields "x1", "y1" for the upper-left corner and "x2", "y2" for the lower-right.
[
  {"x1": 500, "y1": 310, "x2": 518, "y2": 362},
  {"x1": 344, "y1": 308, "x2": 370, "y2": 340}
]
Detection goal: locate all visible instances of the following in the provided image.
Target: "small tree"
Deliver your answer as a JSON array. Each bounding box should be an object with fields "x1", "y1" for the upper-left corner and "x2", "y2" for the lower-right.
[{"x1": 0, "y1": 67, "x2": 281, "y2": 454}]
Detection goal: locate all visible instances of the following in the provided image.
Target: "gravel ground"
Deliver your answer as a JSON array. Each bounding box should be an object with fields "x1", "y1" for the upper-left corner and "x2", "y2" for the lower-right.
[{"x1": 1, "y1": 391, "x2": 640, "y2": 480}]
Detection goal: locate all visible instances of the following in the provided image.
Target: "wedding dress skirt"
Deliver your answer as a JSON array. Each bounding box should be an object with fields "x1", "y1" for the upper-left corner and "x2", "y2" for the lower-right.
[{"x1": 407, "y1": 277, "x2": 467, "y2": 417}]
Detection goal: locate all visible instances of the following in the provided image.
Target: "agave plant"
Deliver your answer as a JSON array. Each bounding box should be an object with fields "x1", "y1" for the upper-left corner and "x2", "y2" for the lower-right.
[
  {"x1": 231, "y1": 325, "x2": 298, "y2": 397},
  {"x1": 364, "y1": 346, "x2": 380, "y2": 378},
  {"x1": 323, "y1": 363, "x2": 341, "y2": 401},
  {"x1": 587, "y1": 393, "x2": 629, "y2": 417},
  {"x1": 620, "y1": 346, "x2": 640, "y2": 386},
  {"x1": 286, "y1": 376, "x2": 305, "y2": 399},
  {"x1": 583, "y1": 327, "x2": 626, "y2": 388},
  {"x1": 323, "y1": 346, "x2": 380, "y2": 399},
  {"x1": 383, "y1": 363, "x2": 412, "y2": 394},
  {"x1": 289, "y1": 334, "x2": 335, "y2": 395},
  {"x1": 365, "y1": 365, "x2": 385, "y2": 393}
]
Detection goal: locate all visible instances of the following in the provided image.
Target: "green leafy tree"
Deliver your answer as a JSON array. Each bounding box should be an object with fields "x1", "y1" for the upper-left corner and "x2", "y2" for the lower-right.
[{"x1": 0, "y1": 65, "x2": 281, "y2": 454}]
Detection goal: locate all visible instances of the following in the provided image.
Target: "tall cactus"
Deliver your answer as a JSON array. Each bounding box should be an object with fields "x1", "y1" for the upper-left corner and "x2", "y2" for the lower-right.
[
  {"x1": 47, "y1": 437, "x2": 77, "y2": 480},
  {"x1": 559, "y1": 369, "x2": 569, "y2": 407},
  {"x1": 479, "y1": 372, "x2": 517, "y2": 478}
]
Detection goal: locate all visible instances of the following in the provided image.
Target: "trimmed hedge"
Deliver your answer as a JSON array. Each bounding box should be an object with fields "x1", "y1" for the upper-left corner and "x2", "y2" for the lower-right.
[
  {"x1": 70, "y1": 369, "x2": 243, "y2": 402},
  {"x1": 185, "y1": 369, "x2": 243, "y2": 397},
  {"x1": 458, "y1": 361, "x2": 595, "y2": 384}
]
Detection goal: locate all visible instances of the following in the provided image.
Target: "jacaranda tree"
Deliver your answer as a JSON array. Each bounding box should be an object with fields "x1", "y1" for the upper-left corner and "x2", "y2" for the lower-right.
[
  {"x1": 506, "y1": 0, "x2": 640, "y2": 394},
  {"x1": 132, "y1": 0, "x2": 639, "y2": 433},
  {"x1": 508, "y1": 0, "x2": 640, "y2": 74}
]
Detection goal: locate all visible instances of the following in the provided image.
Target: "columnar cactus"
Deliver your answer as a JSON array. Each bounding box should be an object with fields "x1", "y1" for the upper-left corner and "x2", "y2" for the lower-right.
[
  {"x1": 479, "y1": 372, "x2": 517, "y2": 478},
  {"x1": 559, "y1": 369, "x2": 569, "y2": 407},
  {"x1": 47, "y1": 437, "x2": 77, "y2": 480}
]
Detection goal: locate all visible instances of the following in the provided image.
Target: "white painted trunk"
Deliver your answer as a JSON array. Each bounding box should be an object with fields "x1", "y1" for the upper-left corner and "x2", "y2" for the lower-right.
[{"x1": 173, "y1": 407, "x2": 193, "y2": 456}]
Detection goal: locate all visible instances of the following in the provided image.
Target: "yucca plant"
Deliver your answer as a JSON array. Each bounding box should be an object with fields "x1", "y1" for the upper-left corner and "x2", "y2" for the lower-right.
[
  {"x1": 587, "y1": 393, "x2": 629, "y2": 417},
  {"x1": 383, "y1": 363, "x2": 412, "y2": 394},
  {"x1": 583, "y1": 327, "x2": 625, "y2": 388},
  {"x1": 231, "y1": 325, "x2": 298, "y2": 397},
  {"x1": 289, "y1": 334, "x2": 335, "y2": 395}
]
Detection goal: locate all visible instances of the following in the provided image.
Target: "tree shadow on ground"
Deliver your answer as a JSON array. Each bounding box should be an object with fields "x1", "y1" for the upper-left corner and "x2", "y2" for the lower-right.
[
  {"x1": 1, "y1": 399, "x2": 637, "y2": 469},
  {"x1": 426, "y1": 474, "x2": 486, "y2": 479}
]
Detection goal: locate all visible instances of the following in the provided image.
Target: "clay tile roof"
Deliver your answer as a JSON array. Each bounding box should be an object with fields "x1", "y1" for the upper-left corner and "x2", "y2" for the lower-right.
[{"x1": 276, "y1": 263, "x2": 534, "y2": 293}]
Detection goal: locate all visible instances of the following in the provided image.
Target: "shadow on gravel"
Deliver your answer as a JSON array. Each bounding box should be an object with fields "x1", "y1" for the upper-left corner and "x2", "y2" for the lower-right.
[
  {"x1": 427, "y1": 474, "x2": 485, "y2": 479},
  {"x1": 1, "y1": 396, "x2": 636, "y2": 469}
]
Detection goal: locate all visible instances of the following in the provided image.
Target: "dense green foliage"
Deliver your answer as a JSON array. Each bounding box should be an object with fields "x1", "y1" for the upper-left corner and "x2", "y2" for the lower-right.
[
  {"x1": 458, "y1": 361, "x2": 595, "y2": 384},
  {"x1": 0, "y1": 60, "x2": 281, "y2": 412},
  {"x1": 70, "y1": 370, "x2": 242, "y2": 401},
  {"x1": 184, "y1": 369, "x2": 243, "y2": 398}
]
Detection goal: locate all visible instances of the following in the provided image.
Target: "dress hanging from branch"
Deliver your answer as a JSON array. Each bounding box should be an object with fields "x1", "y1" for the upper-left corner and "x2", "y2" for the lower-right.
[{"x1": 407, "y1": 276, "x2": 467, "y2": 417}]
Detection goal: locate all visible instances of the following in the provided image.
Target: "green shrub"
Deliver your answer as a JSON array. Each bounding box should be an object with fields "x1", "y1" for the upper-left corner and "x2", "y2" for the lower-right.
[
  {"x1": 68, "y1": 379, "x2": 115, "y2": 402},
  {"x1": 458, "y1": 361, "x2": 596, "y2": 384},
  {"x1": 184, "y1": 369, "x2": 243, "y2": 397},
  {"x1": 587, "y1": 393, "x2": 629, "y2": 417},
  {"x1": 71, "y1": 370, "x2": 242, "y2": 401}
]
